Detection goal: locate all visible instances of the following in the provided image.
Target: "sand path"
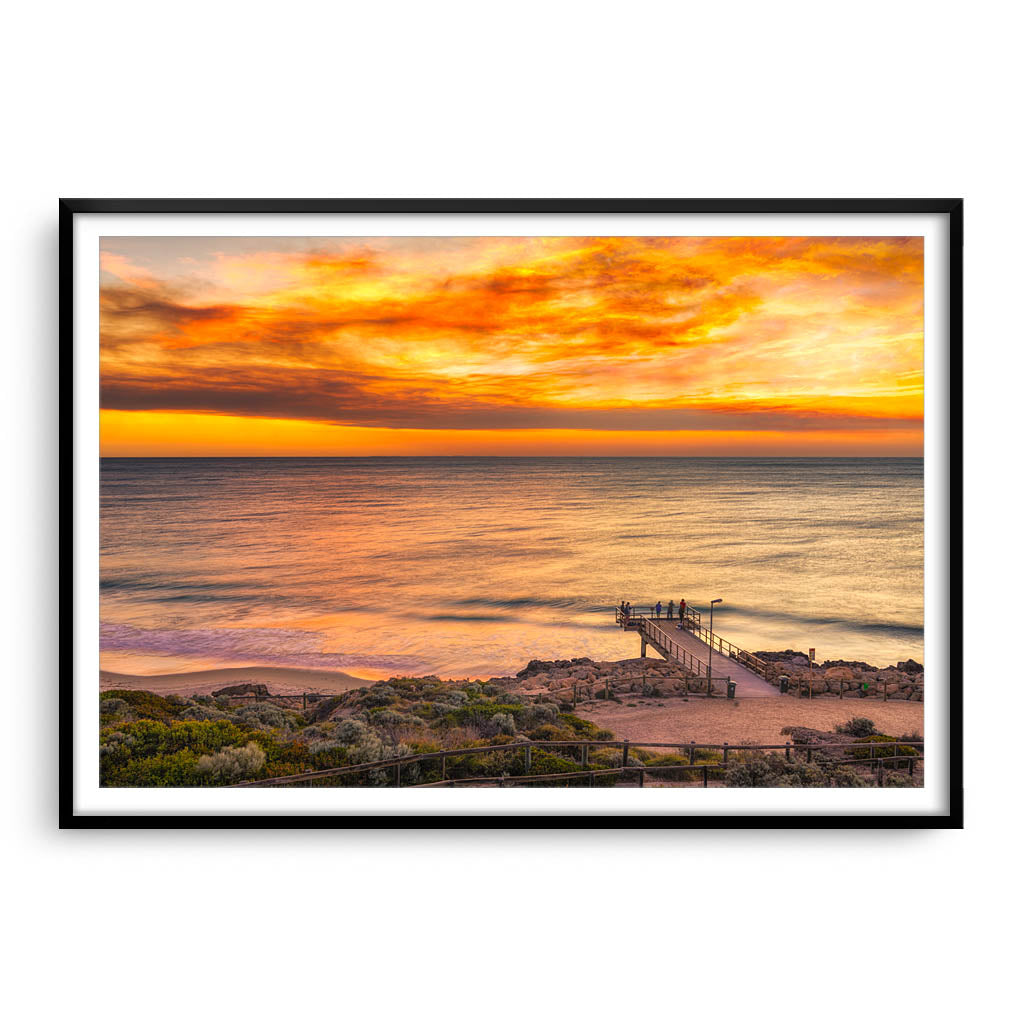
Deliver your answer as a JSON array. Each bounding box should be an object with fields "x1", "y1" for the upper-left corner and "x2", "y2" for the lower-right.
[{"x1": 576, "y1": 694, "x2": 923, "y2": 747}]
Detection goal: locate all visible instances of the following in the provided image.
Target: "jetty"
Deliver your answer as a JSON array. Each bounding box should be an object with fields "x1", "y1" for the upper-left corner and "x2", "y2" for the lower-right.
[{"x1": 615, "y1": 605, "x2": 777, "y2": 697}]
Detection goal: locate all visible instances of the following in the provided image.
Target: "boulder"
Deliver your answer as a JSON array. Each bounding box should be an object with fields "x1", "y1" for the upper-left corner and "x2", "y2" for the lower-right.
[
  {"x1": 825, "y1": 666, "x2": 855, "y2": 681},
  {"x1": 897, "y1": 659, "x2": 924, "y2": 674},
  {"x1": 212, "y1": 683, "x2": 270, "y2": 697}
]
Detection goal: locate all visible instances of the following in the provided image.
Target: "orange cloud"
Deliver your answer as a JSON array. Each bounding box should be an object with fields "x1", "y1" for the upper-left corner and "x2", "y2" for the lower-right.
[{"x1": 99, "y1": 235, "x2": 923, "y2": 455}]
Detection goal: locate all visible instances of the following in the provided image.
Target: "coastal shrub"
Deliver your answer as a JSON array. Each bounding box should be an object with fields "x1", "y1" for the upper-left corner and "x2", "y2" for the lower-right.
[
  {"x1": 490, "y1": 712, "x2": 516, "y2": 736},
  {"x1": 528, "y1": 750, "x2": 581, "y2": 776},
  {"x1": 836, "y1": 717, "x2": 876, "y2": 738},
  {"x1": 101, "y1": 689, "x2": 180, "y2": 723},
  {"x1": 104, "y1": 749, "x2": 203, "y2": 787},
  {"x1": 360, "y1": 688, "x2": 398, "y2": 709},
  {"x1": 232, "y1": 703, "x2": 298, "y2": 731},
  {"x1": 179, "y1": 702, "x2": 232, "y2": 722},
  {"x1": 725, "y1": 754, "x2": 871, "y2": 788},
  {"x1": 335, "y1": 718, "x2": 373, "y2": 745},
  {"x1": 309, "y1": 695, "x2": 345, "y2": 723},
  {"x1": 196, "y1": 742, "x2": 266, "y2": 784},
  {"x1": 103, "y1": 718, "x2": 251, "y2": 760},
  {"x1": 99, "y1": 697, "x2": 130, "y2": 719},
  {"x1": 527, "y1": 722, "x2": 581, "y2": 742},
  {"x1": 849, "y1": 735, "x2": 919, "y2": 762},
  {"x1": 556, "y1": 713, "x2": 602, "y2": 738}
]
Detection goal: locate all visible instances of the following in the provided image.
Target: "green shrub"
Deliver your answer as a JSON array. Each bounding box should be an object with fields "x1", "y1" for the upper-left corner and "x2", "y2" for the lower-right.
[
  {"x1": 100, "y1": 689, "x2": 180, "y2": 723},
  {"x1": 196, "y1": 742, "x2": 267, "y2": 784},
  {"x1": 850, "y1": 735, "x2": 919, "y2": 761},
  {"x1": 836, "y1": 717, "x2": 877, "y2": 738},
  {"x1": 232, "y1": 703, "x2": 299, "y2": 731}
]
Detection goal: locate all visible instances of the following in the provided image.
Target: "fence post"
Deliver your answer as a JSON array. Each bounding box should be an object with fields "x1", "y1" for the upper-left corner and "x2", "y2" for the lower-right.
[
  {"x1": 638, "y1": 768, "x2": 644, "y2": 787},
  {"x1": 622, "y1": 740, "x2": 630, "y2": 767},
  {"x1": 807, "y1": 746, "x2": 812, "y2": 763},
  {"x1": 702, "y1": 764, "x2": 708, "y2": 788},
  {"x1": 723, "y1": 742, "x2": 729, "y2": 765},
  {"x1": 524, "y1": 745, "x2": 532, "y2": 774},
  {"x1": 786, "y1": 742, "x2": 792, "y2": 763},
  {"x1": 395, "y1": 763, "x2": 401, "y2": 787},
  {"x1": 689, "y1": 741, "x2": 696, "y2": 765},
  {"x1": 581, "y1": 743, "x2": 589, "y2": 767},
  {"x1": 440, "y1": 755, "x2": 446, "y2": 781}
]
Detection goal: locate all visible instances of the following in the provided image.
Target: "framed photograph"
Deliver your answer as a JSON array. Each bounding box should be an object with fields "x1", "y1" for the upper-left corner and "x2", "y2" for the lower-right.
[{"x1": 62, "y1": 198, "x2": 962, "y2": 827}]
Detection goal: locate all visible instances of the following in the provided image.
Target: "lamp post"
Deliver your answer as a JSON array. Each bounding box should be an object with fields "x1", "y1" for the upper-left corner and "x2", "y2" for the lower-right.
[{"x1": 707, "y1": 598, "x2": 722, "y2": 694}]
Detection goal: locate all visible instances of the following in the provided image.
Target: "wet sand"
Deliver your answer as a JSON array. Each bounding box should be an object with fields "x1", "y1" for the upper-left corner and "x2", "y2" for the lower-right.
[{"x1": 100, "y1": 665, "x2": 372, "y2": 697}]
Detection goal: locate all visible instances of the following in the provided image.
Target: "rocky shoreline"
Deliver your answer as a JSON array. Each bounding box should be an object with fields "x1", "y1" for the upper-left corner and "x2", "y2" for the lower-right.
[
  {"x1": 397, "y1": 651, "x2": 925, "y2": 704},
  {"x1": 754, "y1": 651, "x2": 924, "y2": 701}
]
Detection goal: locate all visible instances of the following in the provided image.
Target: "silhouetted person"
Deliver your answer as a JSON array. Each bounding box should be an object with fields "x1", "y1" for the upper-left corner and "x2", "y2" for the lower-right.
[
  {"x1": 667, "y1": 600, "x2": 674, "y2": 619},
  {"x1": 655, "y1": 601, "x2": 662, "y2": 618}
]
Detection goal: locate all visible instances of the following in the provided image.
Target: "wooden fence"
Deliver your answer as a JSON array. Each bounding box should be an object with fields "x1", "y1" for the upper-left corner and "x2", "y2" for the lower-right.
[{"x1": 229, "y1": 737, "x2": 923, "y2": 789}]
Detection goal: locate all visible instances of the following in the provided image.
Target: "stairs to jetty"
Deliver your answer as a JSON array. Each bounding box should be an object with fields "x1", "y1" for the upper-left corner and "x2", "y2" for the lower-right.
[{"x1": 615, "y1": 607, "x2": 778, "y2": 698}]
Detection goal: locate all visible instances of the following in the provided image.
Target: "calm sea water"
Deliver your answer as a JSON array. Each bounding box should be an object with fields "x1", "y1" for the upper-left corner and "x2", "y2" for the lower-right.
[{"x1": 100, "y1": 458, "x2": 924, "y2": 678}]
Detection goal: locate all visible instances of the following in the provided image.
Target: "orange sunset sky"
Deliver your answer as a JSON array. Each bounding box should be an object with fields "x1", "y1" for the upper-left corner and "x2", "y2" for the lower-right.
[{"x1": 99, "y1": 235, "x2": 923, "y2": 456}]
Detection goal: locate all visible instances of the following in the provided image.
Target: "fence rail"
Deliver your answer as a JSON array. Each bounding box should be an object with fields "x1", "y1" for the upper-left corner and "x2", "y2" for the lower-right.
[{"x1": 229, "y1": 737, "x2": 924, "y2": 788}]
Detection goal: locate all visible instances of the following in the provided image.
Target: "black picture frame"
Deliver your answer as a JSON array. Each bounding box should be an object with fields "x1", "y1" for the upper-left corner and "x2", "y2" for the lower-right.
[{"x1": 61, "y1": 197, "x2": 963, "y2": 829}]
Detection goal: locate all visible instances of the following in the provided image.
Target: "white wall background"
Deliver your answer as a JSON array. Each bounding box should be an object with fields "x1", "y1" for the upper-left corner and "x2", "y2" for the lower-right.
[{"x1": 2, "y1": 2, "x2": 1017, "y2": 1022}]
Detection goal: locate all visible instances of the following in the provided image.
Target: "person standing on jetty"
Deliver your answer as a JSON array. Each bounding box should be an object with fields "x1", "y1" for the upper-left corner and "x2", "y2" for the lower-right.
[
  {"x1": 655, "y1": 600, "x2": 662, "y2": 618},
  {"x1": 667, "y1": 599, "x2": 675, "y2": 619},
  {"x1": 679, "y1": 598, "x2": 686, "y2": 621}
]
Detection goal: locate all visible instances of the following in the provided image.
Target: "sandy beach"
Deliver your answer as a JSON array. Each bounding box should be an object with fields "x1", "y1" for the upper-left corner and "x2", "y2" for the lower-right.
[
  {"x1": 100, "y1": 665, "x2": 372, "y2": 697},
  {"x1": 574, "y1": 695, "x2": 923, "y2": 747}
]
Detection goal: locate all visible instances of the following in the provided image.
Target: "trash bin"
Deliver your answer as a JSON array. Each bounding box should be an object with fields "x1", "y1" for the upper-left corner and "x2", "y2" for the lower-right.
[
  {"x1": 779, "y1": 676, "x2": 789, "y2": 694},
  {"x1": 727, "y1": 679, "x2": 736, "y2": 699}
]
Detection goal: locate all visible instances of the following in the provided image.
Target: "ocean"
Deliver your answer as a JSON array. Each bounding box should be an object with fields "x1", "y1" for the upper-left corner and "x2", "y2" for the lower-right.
[{"x1": 99, "y1": 457, "x2": 924, "y2": 679}]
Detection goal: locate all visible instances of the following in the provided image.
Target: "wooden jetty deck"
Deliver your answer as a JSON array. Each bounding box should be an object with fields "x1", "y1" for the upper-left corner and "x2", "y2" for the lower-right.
[{"x1": 616, "y1": 608, "x2": 778, "y2": 697}]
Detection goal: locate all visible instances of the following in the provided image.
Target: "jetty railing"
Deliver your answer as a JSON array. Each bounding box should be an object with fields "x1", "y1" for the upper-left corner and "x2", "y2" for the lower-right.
[
  {"x1": 616, "y1": 604, "x2": 766, "y2": 678},
  {"x1": 641, "y1": 616, "x2": 716, "y2": 680},
  {"x1": 230, "y1": 737, "x2": 923, "y2": 789},
  {"x1": 678, "y1": 616, "x2": 768, "y2": 678},
  {"x1": 616, "y1": 610, "x2": 724, "y2": 685}
]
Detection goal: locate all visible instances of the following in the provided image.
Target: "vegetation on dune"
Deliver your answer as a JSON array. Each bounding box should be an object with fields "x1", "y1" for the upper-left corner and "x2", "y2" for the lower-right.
[
  {"x1": 98, "y1": 678, "x2": 616, "y2": 788},
  {"x1": 99, "y1": 691, "x2": 922, "y2": 789}
]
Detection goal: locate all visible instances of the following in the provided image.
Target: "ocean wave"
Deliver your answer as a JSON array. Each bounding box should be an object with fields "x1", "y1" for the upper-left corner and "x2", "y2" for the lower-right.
[{"x1": 99, "y1": 621, "x2": 425, "y2": 672}]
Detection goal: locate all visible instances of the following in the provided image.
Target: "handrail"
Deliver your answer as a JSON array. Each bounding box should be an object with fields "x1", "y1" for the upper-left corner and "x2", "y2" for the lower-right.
[
  {"x1": 230, "y1": 737, "x2": 923, "y2": 787},
  {"x1": 641, "y1": 616, "x2": 714, "y2": 679},
  {"x1": 615, "y1": 610, "x2": 720, "y2": 682},
  {"x1": 617, "y1": 603, "x2": 767, "y2": 679},
  {"x1": 681, "y1": 618, "x2": 767, "y2": 676}
]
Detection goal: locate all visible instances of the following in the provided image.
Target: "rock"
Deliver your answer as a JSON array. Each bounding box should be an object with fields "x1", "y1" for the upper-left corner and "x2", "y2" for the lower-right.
[
  {"x1": 825, "y1": 666, "x2": 855, "y2": 681},
  {"x1": 897, "y1": 659, "x2": 924, "y2": 674},
  {"x1": 821, "y1": 658, "x2": 880, "y2": 672},
  {"x1": 212, "y1": 683, "x2": 270, "y2": 697}
]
